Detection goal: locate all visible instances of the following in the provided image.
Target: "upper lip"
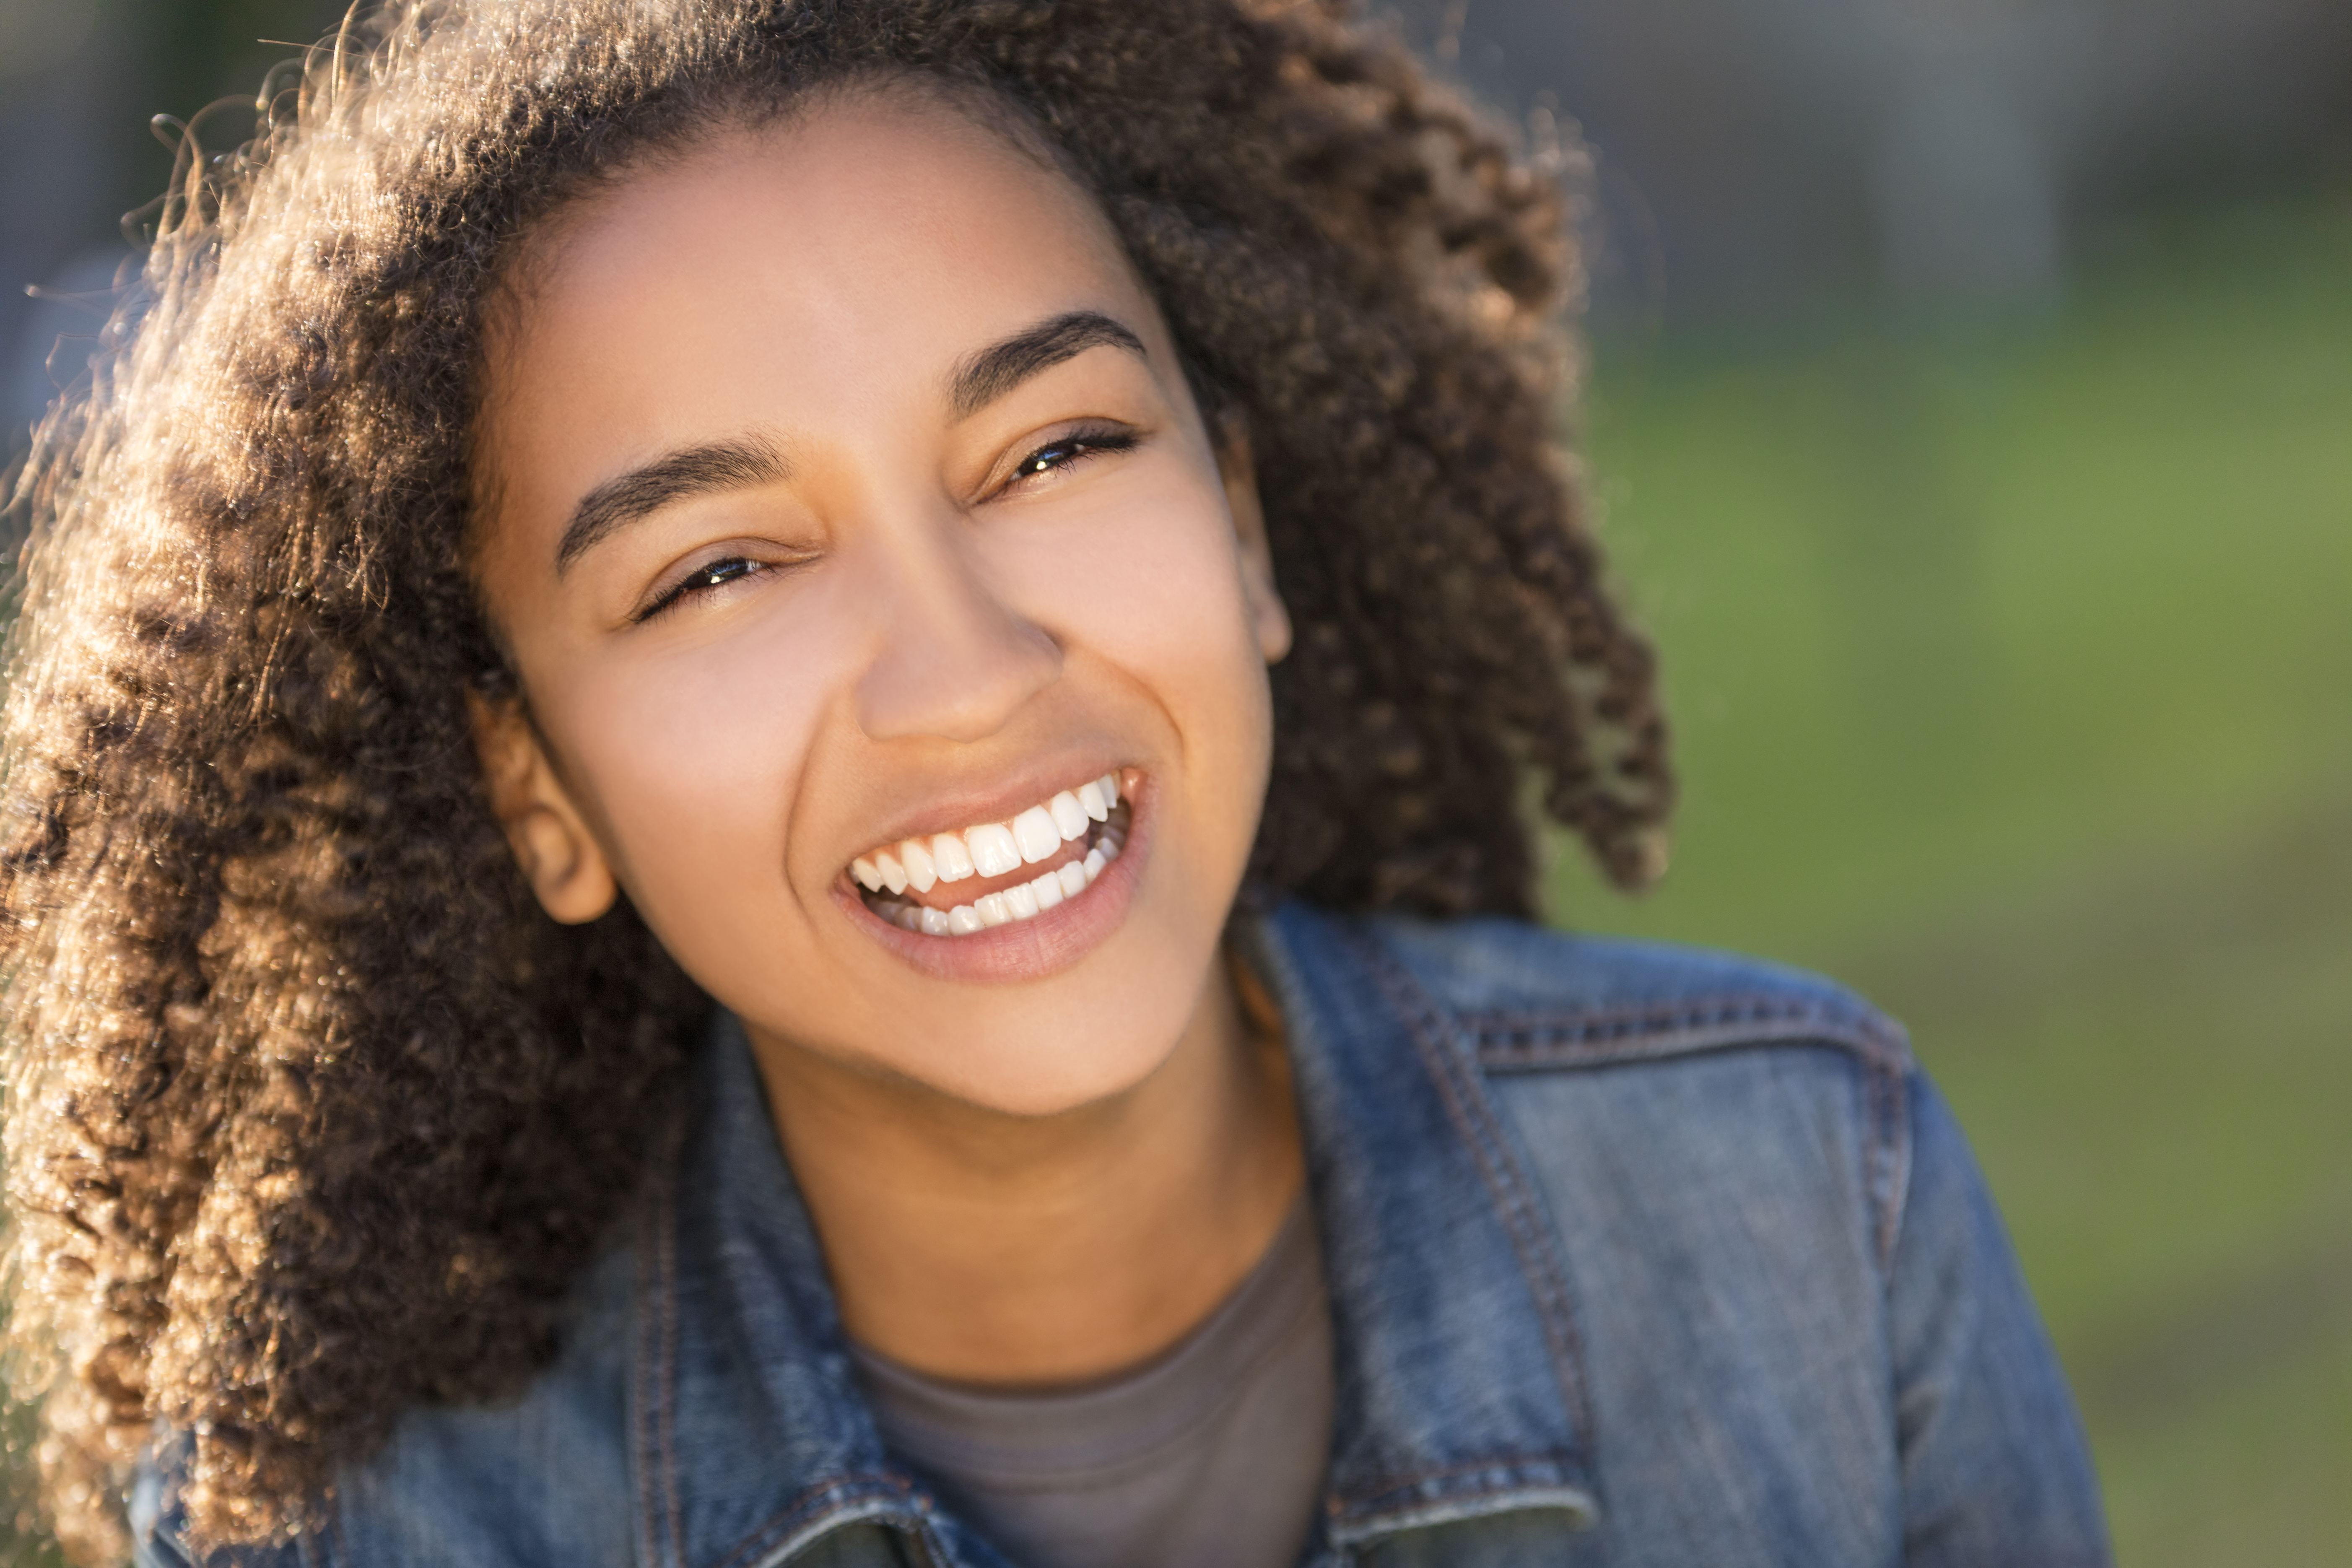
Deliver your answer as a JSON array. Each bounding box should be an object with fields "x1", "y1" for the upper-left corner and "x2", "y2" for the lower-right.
[{"x1": 843, "y1": 756, "x2": 1130, "y2": 866}]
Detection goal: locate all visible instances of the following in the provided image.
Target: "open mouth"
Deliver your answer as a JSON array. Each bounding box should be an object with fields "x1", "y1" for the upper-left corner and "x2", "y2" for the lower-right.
[{"x1": 848, "y1": 770, "x2": 1133, "y2": 937}]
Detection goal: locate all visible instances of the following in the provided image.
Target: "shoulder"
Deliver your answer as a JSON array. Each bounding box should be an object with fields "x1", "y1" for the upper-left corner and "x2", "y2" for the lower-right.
[
  {"x1": 1346, "y1": 906, "x2": 1908, "y2": 1073},
  {"x1": 326, "y1": 1241, "x2": 639, "y2": 1568},
  {"x1": 135, "y1": 1243, "x2": 640, "y2": 1568},
  {"x1": 1264, "y1": 906, "x2": 2107, "y2": 1556},
  {"x1": 1262, "y1": 902, "x2": 1918, "y2": 1269}
]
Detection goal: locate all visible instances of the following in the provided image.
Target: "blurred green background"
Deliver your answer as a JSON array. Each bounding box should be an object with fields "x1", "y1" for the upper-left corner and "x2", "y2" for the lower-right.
[{"x1": 5, "y1": 2, "x2": 2349, "y2": 1564}]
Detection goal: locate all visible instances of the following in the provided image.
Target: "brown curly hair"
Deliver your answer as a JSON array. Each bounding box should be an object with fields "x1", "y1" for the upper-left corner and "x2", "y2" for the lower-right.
[{"x1": 0, "y1": 0, "x2": 1670, "y2": 1556}]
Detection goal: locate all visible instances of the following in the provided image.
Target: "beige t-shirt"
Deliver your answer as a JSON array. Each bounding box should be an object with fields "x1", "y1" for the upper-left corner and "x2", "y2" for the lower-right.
[{"x1": 848, "y1": 1198, "x2": 1333, "y2": 1568}]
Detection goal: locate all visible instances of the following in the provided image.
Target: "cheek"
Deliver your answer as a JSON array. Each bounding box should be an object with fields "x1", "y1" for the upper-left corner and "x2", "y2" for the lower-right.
[
  {"x1": 1012, "y1": 478, "x2": 1275, "y2": 806},
  {"x1": 545, "y1": 602, "x2": 846, "y2": 934},
  {"x1": 1036, "y1": 484, "x2": 1269, "y2": 701}
]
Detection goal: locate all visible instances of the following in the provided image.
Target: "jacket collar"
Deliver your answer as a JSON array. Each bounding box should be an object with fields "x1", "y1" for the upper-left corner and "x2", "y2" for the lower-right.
[
  {"x1": 631, "y1": 901, "x2": 1597, "y2": 1568},
  {"x1": 1246, "y1": 903, "x2": 1599, "y2": 1549}
]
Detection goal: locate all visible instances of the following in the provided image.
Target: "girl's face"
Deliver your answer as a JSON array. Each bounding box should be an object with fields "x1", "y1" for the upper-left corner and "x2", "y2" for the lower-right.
[{"x1": 471, "y1": 92, "x2": 1290, "y2": 1115}]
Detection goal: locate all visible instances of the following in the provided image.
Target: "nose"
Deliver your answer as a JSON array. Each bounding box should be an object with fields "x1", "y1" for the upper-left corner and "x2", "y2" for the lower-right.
[{"x1": 852, "y1": 515, "x2": 1062, "y2": 743}]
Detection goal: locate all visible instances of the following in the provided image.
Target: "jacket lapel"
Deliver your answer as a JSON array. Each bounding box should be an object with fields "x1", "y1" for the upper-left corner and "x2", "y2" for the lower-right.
[
  {"x1": 628, "y1": 1018, "x2": 981, "y2": 1568},
  {"x1": 1248, "y1": 903, "x2": 1601, "y2": 1557}
]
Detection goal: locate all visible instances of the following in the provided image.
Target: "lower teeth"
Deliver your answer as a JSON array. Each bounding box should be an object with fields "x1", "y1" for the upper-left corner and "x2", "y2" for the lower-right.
[{"x1": 865, "y1": 806, "x2": 1128, "y2": 936}]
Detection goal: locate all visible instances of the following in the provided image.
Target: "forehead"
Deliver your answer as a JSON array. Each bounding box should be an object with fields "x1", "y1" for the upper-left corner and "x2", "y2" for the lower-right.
[{"x1": 481, "y1": 88, "x2": 1153, "y2": 428}]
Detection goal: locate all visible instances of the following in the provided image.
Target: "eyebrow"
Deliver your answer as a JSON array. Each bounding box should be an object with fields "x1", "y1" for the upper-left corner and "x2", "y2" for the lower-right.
[
  {"x1": 556, "y1": 436, "x2": 789, "y2": 574},
  {"x1": 949, "y1": 310, "x2": 1147, "y2": 420},
  {"x1": 550, "y1": 312, "x2": 1145, "y2": 574}
]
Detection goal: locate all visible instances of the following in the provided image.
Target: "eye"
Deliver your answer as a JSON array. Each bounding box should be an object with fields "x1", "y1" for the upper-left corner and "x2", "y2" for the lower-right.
[
  {"x1": 1001, "y1": 425, "x2": 1137, "y2": 490},
  {"x1": 683, "y1": 557, "x2": 758, "y2": 593},
  {"x1": 635, "y1": 553, "x2": 789, "y2": 623}
]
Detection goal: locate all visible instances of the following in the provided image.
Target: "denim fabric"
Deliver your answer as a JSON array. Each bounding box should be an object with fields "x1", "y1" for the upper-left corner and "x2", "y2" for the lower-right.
[{"x1": 135, "y1": 901, "x2": 2110, "y2": 1567}]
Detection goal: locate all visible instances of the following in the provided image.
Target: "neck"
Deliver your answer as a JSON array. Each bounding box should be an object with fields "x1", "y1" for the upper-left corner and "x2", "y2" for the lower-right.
[{"x1": 748, "y1": 944, "x2": 1303, "y2": 1386}]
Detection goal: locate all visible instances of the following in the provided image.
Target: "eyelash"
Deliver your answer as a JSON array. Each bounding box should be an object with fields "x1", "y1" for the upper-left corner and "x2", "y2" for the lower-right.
[
  {"x1": 1002, "y1": 425, "x2": 1137, "y2": 486},
  {"x1": 634, "y1": 426, "x2": 1139, "y2": 622},
  {"x1": 635, "y1": 552, "x2": 805, "y2": 623}
]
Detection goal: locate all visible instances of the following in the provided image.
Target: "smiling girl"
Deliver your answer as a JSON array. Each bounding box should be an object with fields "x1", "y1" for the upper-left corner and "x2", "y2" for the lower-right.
[{"x1": 2, "y1": 3, "x2": 2106, "y2": 1565}]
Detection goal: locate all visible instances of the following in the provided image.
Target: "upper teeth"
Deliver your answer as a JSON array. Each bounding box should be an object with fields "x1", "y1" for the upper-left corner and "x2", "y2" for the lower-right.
[{"x1": 852, "y1": 772, "x2": 1123, "y2": 898}]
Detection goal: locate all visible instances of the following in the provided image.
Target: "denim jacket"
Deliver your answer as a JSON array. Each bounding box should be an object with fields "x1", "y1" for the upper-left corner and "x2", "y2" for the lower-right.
[{"x1": 137, "y1": 902, "x2": 2111, "y2": 1567}]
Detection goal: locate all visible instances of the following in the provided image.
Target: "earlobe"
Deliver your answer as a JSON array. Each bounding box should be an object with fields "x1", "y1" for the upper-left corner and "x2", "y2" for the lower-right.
[
  {"x1": 1214, "y1": 419, "x2": 1293, "y2": 666},
  {"x1": 467, "y1": 691, "x2": 620, "y2": 924}
]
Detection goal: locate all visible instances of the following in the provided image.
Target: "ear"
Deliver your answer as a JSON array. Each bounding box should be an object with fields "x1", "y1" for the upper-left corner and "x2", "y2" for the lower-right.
[
  {"x1": 468, "y1": 691, "x2": 620, "y2": 925},
  {"x1": 1212, "y1": 415, "x2": 1292, "y2": 665}
]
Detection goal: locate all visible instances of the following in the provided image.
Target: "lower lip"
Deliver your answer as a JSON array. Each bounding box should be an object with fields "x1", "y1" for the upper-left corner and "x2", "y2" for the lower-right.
[{"x1": 833, "y1": 780, "x2": 1153, "y2": 984}]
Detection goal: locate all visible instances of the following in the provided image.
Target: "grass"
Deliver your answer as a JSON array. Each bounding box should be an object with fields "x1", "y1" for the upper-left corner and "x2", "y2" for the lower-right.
[{"x1": 1550, "y1": 194, "x2": 2352, "y2": 1565}]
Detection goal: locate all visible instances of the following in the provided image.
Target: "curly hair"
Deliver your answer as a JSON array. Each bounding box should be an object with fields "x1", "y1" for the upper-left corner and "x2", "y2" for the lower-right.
[{"x1": 0, "y1": 0, "x2": 1670, "y2": 1556}]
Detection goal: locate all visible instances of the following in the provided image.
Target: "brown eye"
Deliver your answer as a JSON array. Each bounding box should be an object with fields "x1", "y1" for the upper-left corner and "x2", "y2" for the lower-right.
[
  {"x1": 1007, "y1": 428, "x2": 1137, "y2": 484},
  {"x1": 1016, "y1": 439, "x2": 1089, "y2": 478},
  {"x1": 687, "y1": 557, "x2": 756, "y2": 592},
  {"x1": 637, "y1": 555, "x2": 769, "y2": 622}
]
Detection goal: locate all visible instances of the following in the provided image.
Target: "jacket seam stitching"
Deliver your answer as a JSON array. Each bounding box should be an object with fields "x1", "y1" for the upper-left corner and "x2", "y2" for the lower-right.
[
  {"x1": 633, "y1": 1107, "x2": 689, "y2": 1568},
  {"x1": 1466, "y1": 1001, "x2": 1914, "y2": 1279},
  {"x1": 630, "y1": 1080, "x2": 953, "y2": 1568},
  {"x1": 1329, "y1": 1451, "x2": 1588, "y2": 1519},
  {"x1": 708, "y1": 1478, "x2": 937, "y2": 1568},
  {"x1": 1871, "y1": 1054, "x2": 1913, "y2": 1281},
  {"x1": 323, "y1": 1490, "x2": 353, "y2": 1568},
  {"x1": 1341, "y1": 926, "x2": 1601, "y2": 1469},
  {"x1": 1464, "y1": 996, "x2": 1909, "y2": 1070}
]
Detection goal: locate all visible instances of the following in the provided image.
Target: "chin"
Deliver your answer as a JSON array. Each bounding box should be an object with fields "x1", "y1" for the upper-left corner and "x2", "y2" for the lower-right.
[{"x1": 880, "y1": 1014, "x2": 1187, "y2": 1119}]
